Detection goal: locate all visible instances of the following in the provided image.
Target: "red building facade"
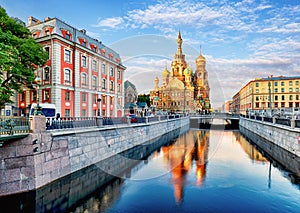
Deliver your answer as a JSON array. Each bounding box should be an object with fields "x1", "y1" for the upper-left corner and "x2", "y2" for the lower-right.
[{"x1": 19, "y1": 16, "x2": 126, "y2": 117}]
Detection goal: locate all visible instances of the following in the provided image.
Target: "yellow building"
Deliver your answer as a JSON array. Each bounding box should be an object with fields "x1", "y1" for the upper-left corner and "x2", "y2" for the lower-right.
[
  {"x1": 150, "y1": 31, "x2": 211, "y2": 114},
  {"x1": 233, "y1": 76, "x2": 300, "y2": 115}
]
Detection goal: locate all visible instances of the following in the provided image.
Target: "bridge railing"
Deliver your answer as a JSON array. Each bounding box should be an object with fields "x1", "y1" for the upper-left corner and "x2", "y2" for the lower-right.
[{"x1": 0, "y1": 116, "x2": 30, "y2": 135}]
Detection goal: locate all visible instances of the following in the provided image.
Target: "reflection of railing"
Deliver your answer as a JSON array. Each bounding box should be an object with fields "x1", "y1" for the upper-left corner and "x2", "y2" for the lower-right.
[
  {"x1": 0, "y1": 116, "x2": 30, "y2": 135},
  {"x1": 46, "y1": 114, "x2": 188, "y2": 130}
]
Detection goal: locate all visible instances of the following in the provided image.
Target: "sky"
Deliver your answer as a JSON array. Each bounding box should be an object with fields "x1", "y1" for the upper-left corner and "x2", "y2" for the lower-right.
[{"x1": 1, "y1": 0, "x2": 300, "y2": 108}]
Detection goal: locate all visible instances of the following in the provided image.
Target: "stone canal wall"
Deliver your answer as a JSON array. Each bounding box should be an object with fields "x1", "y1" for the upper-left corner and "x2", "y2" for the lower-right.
[
  {"x1": 0, "y1": 116, "x2": 189, "y2": 196},
  {"x1": 239, "y1": 117, "x2": 300, "y2": 157}
]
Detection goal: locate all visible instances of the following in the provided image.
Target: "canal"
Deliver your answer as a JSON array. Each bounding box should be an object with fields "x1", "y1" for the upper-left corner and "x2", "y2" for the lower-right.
[{"x1": 1, "y1": 124, "x2": 299, "y2": 212}]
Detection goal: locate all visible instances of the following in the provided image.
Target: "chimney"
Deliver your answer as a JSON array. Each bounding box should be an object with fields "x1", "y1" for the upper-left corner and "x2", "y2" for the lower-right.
[{"x1": 27, "y1": 16, "x2": 40, "y2": 26}]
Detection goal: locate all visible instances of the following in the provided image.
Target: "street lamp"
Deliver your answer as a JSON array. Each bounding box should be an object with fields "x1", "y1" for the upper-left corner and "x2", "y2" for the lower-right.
[
  {"x1": 97, "y1": 97, "x2": 101, "y2": 116},
  {"x1": 32, "y1": 76, "x2": 42, "y2": 115}
]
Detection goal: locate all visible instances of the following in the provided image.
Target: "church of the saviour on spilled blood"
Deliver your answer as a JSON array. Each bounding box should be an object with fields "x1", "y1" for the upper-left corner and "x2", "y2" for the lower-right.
[{"x1": 150, "y1": 31, "x2": 211, "y2": 114}]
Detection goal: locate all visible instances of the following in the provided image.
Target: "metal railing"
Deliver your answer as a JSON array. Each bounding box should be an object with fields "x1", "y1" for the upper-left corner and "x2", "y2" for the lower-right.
[
  {"x1": 0, "y1": 116, "x2": 30, "y2": 135},
  {"x1": 46, "y1": 114, "x2": 188, "y2": 130},
  {"x1": 241, "y1": 114, "x2": 300, "y2": 128}
]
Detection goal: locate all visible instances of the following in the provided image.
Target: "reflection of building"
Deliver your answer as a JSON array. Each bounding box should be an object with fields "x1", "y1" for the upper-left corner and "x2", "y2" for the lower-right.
[
  {"x1": 162, "y1": 130, "x2": 209, "y2": 203},
  {"x1": 233, "y1": 131, "x2": 268, "y2": 162},
  {"x1": 124, "y1": 80, "x2": 138, "y2": 114},
  {"x1": 150, "y1": 31, "x2": 211, "y2": 114},
  {"x1": 232, "y1": 76, "x2": 300, "y2": 115},
  {"x1": 15, "y1": 16, "x2": 126, "y2": 117}
]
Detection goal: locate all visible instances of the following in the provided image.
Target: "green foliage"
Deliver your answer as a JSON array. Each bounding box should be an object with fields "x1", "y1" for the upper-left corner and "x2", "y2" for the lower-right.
[
  {"x1": 138, "y1": 94, "x2": 150, "y2": 106},
  {"x1": 0, "y1": 6, "x2": 48, "y2": 106}
]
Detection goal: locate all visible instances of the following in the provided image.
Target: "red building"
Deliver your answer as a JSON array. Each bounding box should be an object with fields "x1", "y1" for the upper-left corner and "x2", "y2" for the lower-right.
[{"x1": 18, "y1": 16, "x2": 126, "y2": 117}]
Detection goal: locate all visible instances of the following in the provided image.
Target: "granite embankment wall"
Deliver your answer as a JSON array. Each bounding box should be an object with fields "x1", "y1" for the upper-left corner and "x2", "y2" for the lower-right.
[
  {"x1": 239, "y1": 117, "x2": 300, "y2": 157},
  {"x1": 0, "y1": 116, "x2": 189, "y2": 196}
]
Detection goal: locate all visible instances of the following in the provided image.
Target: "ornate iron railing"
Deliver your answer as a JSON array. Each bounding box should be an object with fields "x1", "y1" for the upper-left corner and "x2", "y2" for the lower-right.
[
  {"x1": 46, "y1": 114, "x2": 188, "y2": 130},
  {"x1": 0, "y1": 116, "x2": 30, "y2": 135}
]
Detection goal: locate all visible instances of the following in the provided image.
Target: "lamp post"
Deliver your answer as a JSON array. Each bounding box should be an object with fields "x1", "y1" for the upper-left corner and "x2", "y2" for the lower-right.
[
  {"x1": 33, "y1": 76, "x2": 42, "y2": 115},
  {"x1": 97, "y1": 97, "x2": 101, "y2": 116},
  {"x1": 268, "y1": 76, "x2": 272, "y2": 109}
]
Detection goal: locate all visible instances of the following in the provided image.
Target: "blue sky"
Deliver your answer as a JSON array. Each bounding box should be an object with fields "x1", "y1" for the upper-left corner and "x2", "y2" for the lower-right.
[{"x1": 1, "y1": 0, "x2": 300, "y2": 108}]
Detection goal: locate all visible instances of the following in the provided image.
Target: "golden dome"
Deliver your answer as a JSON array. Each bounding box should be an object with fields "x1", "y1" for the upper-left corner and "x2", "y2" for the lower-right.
[
  {"x1": 162, "y1": 67, "x2": 170, "y2": 77},
  {"x1": 196, "y1": 46, "x2": 206, "y2": 63}
]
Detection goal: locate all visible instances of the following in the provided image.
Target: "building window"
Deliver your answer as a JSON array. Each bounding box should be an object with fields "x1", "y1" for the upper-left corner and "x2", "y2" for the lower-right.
[
  {"x1": 82, "y1": 93, "x2": 87, "y2": 102},
  {"x1": 82, "y1": 41, "x2": 86, "y2": 47},
  {"x1": 256, "y1": 96, "x2": 259, "y2": 101},
  {"x1": 43, "y1": 67, "x2": 50, "y2": 81},
  {"x1": 65, "y1": 109, "x2": 70, "y2": 117},
  {"x1": 92, "y1": 60, "x2": 97, "y2": 70},
  {"x1": 117, "y1": 69, "x2": 121, "y2": 79},
  {"x1": 281, "y1": 102, "x2": 285, "y2": 108},
  {"x1": 110, "y1": 81, "x2": 114, "y2": 91},
  {"x1": 92, "y1": 76, "x2": 97, "y2": 89},
  {"x1": 296, "y1": 88, "x2": 299, "y2": 92},
  {"x1": 64, "y1": 69, "x2": 71, "y2": 83},
  {"x1": 66, "y1": 33, "x2": 70, "y2": 40},
  {"x1": 281, "y1": 81, "x2": 284, "y2": 86},
  {"x1": 82, "y1": 55, "x2": 87, "y2": 67},
  {"x1": 102, "y1": 64, "x2": 106, "y2": 74},
  {"x1": 289, "y1": 95, "x2": 293, "y2": 100},
  {"x1": 82, "y1": 109, "x2": 87, "y2": 117},
  {"x1": 282, "y1": 95, "x2": 285, "y2": 100},
  {"x1": 92, "y1": 46, "x2": 97, "y2": 52},
  {"x1": 44, "y1": 90, "x2": 50, "y2": 101},
  {"x1": 281, "y1": 88, "x2": 284, "y2": 93},
  {"x1": 255, "y1": 89, "x2": 259, "y2": 93},
  {"x1": 44, "y1": 47, "x2": 50, "y2": 59},
  {"x1": 81, "y1": 73, "x2": 87, "y2": 86},
  {"x1": 274, "y1": 81, "x2": 278, "y2": 86},
  {"x1": 296, "y1": 81, "x2": 299, "y2": 86},
  {"x1": 255, "y1": 82, "x2": 259, "y2": 87},
  {"x1": 296, "y1": 95, "x2": 299, "y2": 100},
  {"x1": 289, "y1": 88, "x2": 293, "y2": 92},
  {"x1": 289, "y1": 81, "x2": 292, "y2": 86},
  {"x1": 274, "y1": 88, "x2": 278, "y2": 93},
  {"x1": 110, "y1": 67, "x2": 114, "y2": 76},
  {"x1": 65, "y1": 91, "x2": 70, "y2": 101},
  {"x1": 64, "y1": 49, "x2": 71, "y2": 63},
  {"x1": 102, "y1": 79, "x2": 106, "y2": 89},
  {"x1": 274, "y1": 95, "x2": 278, "y2": 101},
  {"x1": 45, "y1": 30, "x2": 50, "y2": 36}
]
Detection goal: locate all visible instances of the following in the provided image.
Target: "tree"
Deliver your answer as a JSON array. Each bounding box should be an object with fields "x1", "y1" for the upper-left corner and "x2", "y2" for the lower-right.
[
  {"x1": 138, "y1": 94, "x2": 150, "y2": 106},
  {"x1": 0, "y1": 6, "x2": 48, "y2": 107}
]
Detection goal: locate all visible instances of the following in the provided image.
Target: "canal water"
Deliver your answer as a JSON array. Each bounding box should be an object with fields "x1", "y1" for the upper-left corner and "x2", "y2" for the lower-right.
[{"x1": 1, "y1": 124, "x2": 299, "y2": 212}]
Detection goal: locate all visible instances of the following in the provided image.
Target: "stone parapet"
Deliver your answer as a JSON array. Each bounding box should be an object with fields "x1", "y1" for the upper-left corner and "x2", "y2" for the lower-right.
[
  {"x1": 0, "y1": 116, "x2": 189, "y2": 196},
  {"x1": 239, "y1": 117, "x2": 300, "y2": 157}
]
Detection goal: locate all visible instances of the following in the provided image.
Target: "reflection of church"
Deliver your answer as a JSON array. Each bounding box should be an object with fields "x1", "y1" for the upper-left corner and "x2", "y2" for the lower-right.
[
  {"x1": 150, "y1": 31, "x2": 211, "y2": 113},
  {"x1": 162, "y1": 130, "x2": 209, "y2": 203}
]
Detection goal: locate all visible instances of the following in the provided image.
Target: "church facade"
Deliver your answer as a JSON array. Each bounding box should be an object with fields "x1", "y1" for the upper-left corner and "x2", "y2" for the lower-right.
[{"x1": 150, "y1": 31, "x2": 211, "y2": 114}]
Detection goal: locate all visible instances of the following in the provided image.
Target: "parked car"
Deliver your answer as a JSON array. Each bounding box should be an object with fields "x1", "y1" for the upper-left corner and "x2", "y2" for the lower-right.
[{"x1": 128, "y1": 114, "x2": 138, "y2": 123}]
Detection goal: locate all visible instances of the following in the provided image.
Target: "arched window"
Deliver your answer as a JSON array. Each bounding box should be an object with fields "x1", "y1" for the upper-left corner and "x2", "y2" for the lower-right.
[
  {"x1": 43, "y1": 67, "x2": 50, "y2": 81},
  {"x1": 64, "y1": 69, "x2": 71, "y2": 84},
  {"x1": 81, "y1": 73, "x2": 88, "y2": 86},
  {"x1": 102, "y1": 79, "x2": 106, "y2": 89}
]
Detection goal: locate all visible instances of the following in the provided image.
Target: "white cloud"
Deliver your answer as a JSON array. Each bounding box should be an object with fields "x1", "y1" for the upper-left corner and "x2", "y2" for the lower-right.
[{"x1": 93, "y1": 17, "x2": 124, "y2": 28}]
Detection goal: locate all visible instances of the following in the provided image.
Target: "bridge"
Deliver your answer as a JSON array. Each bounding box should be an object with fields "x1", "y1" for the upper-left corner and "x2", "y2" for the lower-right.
[{"x1": 190, "y1": 113, "x2": 240, "y2": 129}]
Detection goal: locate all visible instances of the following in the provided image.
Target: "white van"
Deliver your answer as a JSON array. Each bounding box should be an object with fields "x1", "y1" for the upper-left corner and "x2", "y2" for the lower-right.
[{"x1": 29, "y1": 103, "x2": 57, "y2": 118}]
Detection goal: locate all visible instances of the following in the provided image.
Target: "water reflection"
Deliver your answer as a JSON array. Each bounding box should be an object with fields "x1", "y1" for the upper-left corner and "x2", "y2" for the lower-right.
[
  {"x1": 161, "y1": 130, "x2": 209, "y2": 203},
  {"x1": 1, "y1": 127, "x2": 299, "y2": 213}
]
